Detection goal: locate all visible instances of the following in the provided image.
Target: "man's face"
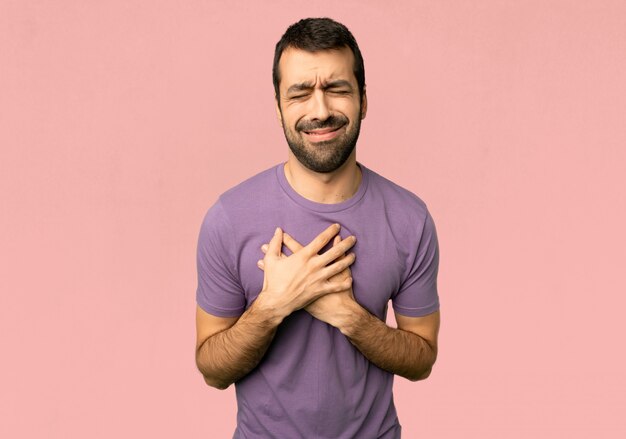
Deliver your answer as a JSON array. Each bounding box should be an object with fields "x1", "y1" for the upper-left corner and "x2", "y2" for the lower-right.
[{"x1": 275, "y1": 46, "x2": 367, "y2": 173}]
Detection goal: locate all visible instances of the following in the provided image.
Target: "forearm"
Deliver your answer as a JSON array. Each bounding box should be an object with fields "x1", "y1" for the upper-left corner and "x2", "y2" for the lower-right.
[
  {"x1": 338, "y1": 302, "x2": 437, "y2": 381},
  {"x1": 196, "y1": 297, "x2": 282, "y2": 389}
]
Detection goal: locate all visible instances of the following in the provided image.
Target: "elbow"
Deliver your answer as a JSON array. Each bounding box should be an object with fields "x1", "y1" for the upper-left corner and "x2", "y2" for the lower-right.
[
  {"x1": 196, "y1": 357, "x2": 231, "y2": 390},
  {"x1": 409, "y1": 344, "x2": 437, "y2": 381},
  {"x1": 407, "y1": 365, "x2": 433, "y2": 382},
  {"x1": 195, "y1": 346, "x2": 231, "y2": 390},
  {"x1": 408, "y1": 356, "x2": 437, "y2": 382},
  {"x1": 201, "y1": 374, "x2": 231, "y2": 390}
]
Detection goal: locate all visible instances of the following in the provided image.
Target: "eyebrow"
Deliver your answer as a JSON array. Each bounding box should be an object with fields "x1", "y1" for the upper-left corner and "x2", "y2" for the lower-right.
[{"x1": 286, "y1": 79, "x2": 354, "y2": 95}]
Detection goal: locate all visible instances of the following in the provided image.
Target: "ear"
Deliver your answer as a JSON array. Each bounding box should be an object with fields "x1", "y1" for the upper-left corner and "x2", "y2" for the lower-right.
[
  {"x1": 360, "y1": 87, "x2": 367, "y2": 120},
  {"x1": 275, "y1": 97, "x2": 283, "y2": 127}
]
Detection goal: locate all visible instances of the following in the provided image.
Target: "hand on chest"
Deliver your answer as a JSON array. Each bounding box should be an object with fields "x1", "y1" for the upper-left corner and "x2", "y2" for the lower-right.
[{"x1": 238, "y1": 221, "x2": 404, "y2": 319}]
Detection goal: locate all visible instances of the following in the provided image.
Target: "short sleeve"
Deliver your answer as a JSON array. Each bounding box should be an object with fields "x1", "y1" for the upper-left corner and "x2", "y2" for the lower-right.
[
  {"x1": 392, "y1": 210, "x2": 440, "y2": 317},
  {"x1": 195, "y1": 198, "x2": 246, "y2": 317}
]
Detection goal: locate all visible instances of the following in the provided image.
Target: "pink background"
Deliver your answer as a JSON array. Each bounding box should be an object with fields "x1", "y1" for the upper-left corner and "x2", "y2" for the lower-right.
[{"x1": 2, "y1": 1, "x2": 625, "y2": 437}]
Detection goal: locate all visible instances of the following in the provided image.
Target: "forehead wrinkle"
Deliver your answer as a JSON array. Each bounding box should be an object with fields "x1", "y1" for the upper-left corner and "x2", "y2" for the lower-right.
[
  {"x1": 280, "y1": 45, "x2": 355, "y2": 82},
  {"x1": 286, "y1": 76, "x2": 353, "y2": 94},
  {"x1": 280, "y1": 47, "x2": 356, "y2": 96}
]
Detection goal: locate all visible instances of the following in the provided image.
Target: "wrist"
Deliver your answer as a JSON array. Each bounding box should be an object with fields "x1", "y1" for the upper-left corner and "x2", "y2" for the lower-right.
[
  {"x1": 336, "y1": 299, "x2": 367, "y2": 337},
  {"x1": 252, "y1": 290, "x2": 290, "y2": 326}
]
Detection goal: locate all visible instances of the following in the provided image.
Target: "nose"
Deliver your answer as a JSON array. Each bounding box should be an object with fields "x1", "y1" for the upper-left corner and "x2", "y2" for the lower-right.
[{"x1": 309, "y1": 89, "x2": 331, "y2": 122}]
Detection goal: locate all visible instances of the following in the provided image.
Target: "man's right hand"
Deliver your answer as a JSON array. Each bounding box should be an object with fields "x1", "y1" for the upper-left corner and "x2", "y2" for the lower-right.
[{"x1": 255, "y1": 223, "x2": 356, "y2": 323}]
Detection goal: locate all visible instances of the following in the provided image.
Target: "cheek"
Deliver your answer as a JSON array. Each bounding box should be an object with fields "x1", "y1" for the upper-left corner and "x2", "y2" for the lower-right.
[
  {"x1": 282, "y1": 111, "x2": 305, "y2": 131},
  {"x1": 334, "y1": 100, "x2": 360, "y2": 119}
]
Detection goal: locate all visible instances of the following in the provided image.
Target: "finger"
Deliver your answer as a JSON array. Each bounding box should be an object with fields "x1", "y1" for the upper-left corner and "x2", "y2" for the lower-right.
[
  {"x1": 333, "y1": 235, "x2": 341, "y2": 246},
  {"x1": 328, "y1": 259, "x2": 353, "y2": 282},
  {"x1": 257, "y1": 259, "x2": 265, "y2": 270},
  {"x1": 283, "y1": 232, "x2": 304, "y2": 253},
  {"x1": 329, "y1": 234, "x2": 346, "y2": 265},
  {"x1": 324, "y1": 276, "x2": 353, "y2": 294},
  {"x1": 332, "y1": 235, "x2": 347, "y2": 258},
  {"x1": 305, "y1": 223, "x2": 341, "y2": 256},
  {"x1": 267, "y1": 227, "x2": 283, "y2": 257},
  {"x1": 321, "y1": 252, "x2": 356, "y2": 279},
  {"x1": 318, "y1": 235, "x2": 356, "y2": 266},
  {"x1": 262, "y1": 243, "x2": 288, "y2": 259}
]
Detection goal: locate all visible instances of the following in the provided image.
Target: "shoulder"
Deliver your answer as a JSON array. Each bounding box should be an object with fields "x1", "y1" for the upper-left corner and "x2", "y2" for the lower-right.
[
  {"x1": 199, "y1": 163, "x2": 278, "y2": 232},
  {"x1": 219, "y1": 163, "x2": 278, "y2": 202},
  {"x1": 216, "y1": 163, "x2": 280, "y2": 214},
  {"x1": 363, "y1": 164, "x2": 432, "y2": 226}
]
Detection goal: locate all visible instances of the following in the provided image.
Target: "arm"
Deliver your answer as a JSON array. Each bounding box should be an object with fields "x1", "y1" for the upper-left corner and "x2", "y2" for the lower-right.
[
  {"x1": 196, "y1": 224, "x2": 356, "y2": 389},
  {"x1": 195, "y1": 302, "x2": 281, "y2": 390},
  {"x1": 258, "y1": 232, "x2": 440, "y2": 381},
  {"x1": 339, "y1": 210, "x2": 441, "y2": 380},
  {"x1": 336, "y1": 304, "x2": 440, "y2": 381}
]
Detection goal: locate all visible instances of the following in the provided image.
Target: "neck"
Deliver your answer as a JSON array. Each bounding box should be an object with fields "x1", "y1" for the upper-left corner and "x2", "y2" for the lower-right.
[{"x1": 283, "y1": 152, "x2": 362, "y2": 204}]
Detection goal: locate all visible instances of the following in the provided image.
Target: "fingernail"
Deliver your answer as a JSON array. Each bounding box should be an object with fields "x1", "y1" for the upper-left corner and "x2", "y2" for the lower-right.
[
  {"x1": 334, "y1": 223, "x2": 340, "y2": 229},
  {"x1": 275, "y1": 227, "x2": 281, "y2": 234}
]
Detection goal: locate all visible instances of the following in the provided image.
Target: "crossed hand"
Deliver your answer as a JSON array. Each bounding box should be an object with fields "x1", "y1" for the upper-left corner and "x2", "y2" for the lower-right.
[{"x1": 255, "y1": 224, "x2": 357, "y2": 326}]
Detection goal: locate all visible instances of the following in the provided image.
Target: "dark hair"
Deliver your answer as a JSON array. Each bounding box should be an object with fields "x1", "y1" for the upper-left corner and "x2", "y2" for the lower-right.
[{"x1": 272, "y1": 17, "x2": 366, "y2": 107}]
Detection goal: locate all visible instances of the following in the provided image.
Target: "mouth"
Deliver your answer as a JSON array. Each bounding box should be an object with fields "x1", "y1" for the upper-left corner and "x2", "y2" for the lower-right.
[{"x1": 302, "y1": 125, "x2": 345, "y2": 142}]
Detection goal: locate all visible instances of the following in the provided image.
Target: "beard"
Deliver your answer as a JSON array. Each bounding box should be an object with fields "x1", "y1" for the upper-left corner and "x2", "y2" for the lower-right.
[{"x1": 281, "y1": 109, "x2": 362, "y2": 173}]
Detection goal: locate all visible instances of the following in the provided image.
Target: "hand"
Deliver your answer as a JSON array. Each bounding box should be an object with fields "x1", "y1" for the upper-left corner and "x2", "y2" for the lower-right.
[
  {"x1": 255, "y1": 224, "x2": 356, "y2": 320},
  {"x1": 258, "y1": 230, "x2": 357, "y2": 327}
]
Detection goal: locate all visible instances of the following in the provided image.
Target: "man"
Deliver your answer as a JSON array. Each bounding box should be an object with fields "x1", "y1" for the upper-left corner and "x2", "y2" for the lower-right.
[{"x1": 195, "y1": 17, "x2": 441, "y2": 439}]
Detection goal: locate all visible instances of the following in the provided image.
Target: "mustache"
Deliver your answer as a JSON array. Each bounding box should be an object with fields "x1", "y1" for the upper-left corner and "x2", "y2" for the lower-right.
[{"x1": 297, "y1": 115, "x2": 348, "y2": 132}]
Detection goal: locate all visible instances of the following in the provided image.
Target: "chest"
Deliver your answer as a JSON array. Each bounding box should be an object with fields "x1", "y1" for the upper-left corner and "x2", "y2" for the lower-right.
[{"x1": 235, "y1": 217, "x2": 404, "y2": 320}]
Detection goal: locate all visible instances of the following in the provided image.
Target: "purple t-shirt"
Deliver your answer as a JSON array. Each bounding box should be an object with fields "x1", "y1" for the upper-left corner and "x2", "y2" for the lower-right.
[{"x1": 196, "y1": 161, "x2": 440, "y2": 439}]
